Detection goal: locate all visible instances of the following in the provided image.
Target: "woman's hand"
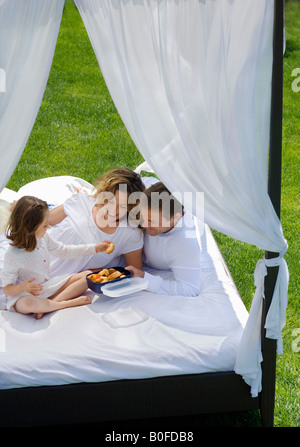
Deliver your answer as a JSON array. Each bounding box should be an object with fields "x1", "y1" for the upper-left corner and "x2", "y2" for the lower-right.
[{"x1": 125, "y1": 265, "x2": 145, "y2": 278}]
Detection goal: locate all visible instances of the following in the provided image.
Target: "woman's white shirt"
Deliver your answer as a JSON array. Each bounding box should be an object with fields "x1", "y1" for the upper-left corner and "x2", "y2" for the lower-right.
[{"x1": 48, "y1": 193, "x2": 143, "y2": 276}]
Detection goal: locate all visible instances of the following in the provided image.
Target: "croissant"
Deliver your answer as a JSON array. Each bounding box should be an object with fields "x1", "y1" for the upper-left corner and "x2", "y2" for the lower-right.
[
  {"x1": 107, "y1": 270, "x2": 122, "y2": 281},
  {"x1": 106, "y1": 242, "x2": 114, "y2": 254}
]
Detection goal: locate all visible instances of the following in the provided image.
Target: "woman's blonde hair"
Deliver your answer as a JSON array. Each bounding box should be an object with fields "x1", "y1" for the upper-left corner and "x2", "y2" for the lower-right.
[
  {"x1": 93, "y1": 167, "x2": 145, "y2": 213},
  {"x1": 6, "y1": 196, "x2": 48, "y2": 252}
]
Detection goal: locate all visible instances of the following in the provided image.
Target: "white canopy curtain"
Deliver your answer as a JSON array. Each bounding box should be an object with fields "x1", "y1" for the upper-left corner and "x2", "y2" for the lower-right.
[
  {"x1": 75, "y1": 0, "x2": 288, "y2": 397},
  {"x1": 0, "y1": 0, "x2": 65, "y2": 192}
]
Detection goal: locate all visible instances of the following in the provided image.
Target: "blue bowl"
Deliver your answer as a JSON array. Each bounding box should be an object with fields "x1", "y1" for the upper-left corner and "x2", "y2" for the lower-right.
[{"x1": 86, "y1": 266, "x2": 131, "y2": 294}]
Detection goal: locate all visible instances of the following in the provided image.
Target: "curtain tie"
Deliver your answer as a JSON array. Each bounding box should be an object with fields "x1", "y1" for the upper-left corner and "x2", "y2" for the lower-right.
[
  {"x1": 235, "y1": 243, "x2": 289, "y2": 397},
  {"x1": 262, "y1": 243, "x2": 289, "y2": 354},
  {"x1": 254, "y1": 243, "x2": 289, "y2": 353}
]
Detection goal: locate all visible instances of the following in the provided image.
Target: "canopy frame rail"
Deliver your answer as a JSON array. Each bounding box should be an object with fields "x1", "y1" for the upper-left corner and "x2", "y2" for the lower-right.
[{"x1": 260, "y1": 0, "x2": 284, "y2": 428}]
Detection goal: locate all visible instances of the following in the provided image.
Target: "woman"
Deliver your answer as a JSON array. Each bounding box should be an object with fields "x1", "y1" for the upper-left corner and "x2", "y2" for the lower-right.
[{"x1": 48, "y1": 167, "x2": 145, "y2": 277}]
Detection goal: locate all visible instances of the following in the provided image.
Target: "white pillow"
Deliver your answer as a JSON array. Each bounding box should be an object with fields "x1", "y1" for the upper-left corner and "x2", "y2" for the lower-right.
[{"x1": 17, "y1": 176, "x2": 94, "y2": 207}]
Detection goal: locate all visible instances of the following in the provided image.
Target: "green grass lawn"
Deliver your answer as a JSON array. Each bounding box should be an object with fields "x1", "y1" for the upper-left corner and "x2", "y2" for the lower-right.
[
  {"x1": 6, "y1": 0, "x2": 300, "y2": 427},
  {"x1": 273, "y1": 0, "x2": 300, "y2": 428}
]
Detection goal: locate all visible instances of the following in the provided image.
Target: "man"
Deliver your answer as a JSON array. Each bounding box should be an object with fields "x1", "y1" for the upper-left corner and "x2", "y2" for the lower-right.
[{"x1": 126, "y1": 181, "x2": 202, "y2": 297}]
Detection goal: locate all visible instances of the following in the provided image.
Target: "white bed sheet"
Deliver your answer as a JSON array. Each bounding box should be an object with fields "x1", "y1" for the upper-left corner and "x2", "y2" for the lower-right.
[
  {"x1": 0, "y1": 225, "x2": 248, "y2": 390},
  {"x1": 0, "y1": 176, "x2": 248, "y2": 390}
]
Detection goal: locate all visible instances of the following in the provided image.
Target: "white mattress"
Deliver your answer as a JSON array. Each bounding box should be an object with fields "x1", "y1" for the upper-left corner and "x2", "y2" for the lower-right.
[
  {"x1": 0, "y1": 226, "x2": 248, "y2": 390},
  {"x1": 0, "y1": 176, "x2": 248, "y2": 390}
]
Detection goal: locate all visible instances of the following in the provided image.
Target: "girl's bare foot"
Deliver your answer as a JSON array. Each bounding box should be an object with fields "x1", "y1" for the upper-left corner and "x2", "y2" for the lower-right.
[
  {"x1": 35, "y1": 296, "x2": 91, "y2": 319},
  {"x1": 66, "y1": 295, "x2": 91, "y2": 307}
]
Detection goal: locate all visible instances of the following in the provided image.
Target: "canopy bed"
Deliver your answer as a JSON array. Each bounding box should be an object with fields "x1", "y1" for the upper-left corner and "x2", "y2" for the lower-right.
[{"x1": 0, "y1": 0, "x2": 288, "y2": 427}]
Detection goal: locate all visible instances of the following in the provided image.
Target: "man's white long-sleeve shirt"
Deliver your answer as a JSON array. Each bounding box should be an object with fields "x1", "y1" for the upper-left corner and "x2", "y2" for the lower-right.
[{"x1": 142, "y1": 212, "x2": 202, "y2": 297}]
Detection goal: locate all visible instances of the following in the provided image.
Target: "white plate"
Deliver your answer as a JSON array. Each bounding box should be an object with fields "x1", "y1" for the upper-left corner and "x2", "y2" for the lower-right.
[{"x1": 101, "y1": 277, "x2": 148, "y2": 298}]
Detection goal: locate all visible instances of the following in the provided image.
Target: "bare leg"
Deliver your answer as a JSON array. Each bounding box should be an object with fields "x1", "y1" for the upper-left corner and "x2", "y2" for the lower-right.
[
  {"x1": 34, "y1": 270, "x2": 92, "y2": 319},
  {"x1": 14, "y1": 294, "x2": 91, "y2": 316},
  {"x1": 50, "y1": 270, "x2": 92, "y2": 303}
]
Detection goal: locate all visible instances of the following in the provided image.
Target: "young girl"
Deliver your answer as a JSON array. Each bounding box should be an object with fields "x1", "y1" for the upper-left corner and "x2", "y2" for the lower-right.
[{"x1": 2, "y1": 195, "x2": 112, "y2": 318}]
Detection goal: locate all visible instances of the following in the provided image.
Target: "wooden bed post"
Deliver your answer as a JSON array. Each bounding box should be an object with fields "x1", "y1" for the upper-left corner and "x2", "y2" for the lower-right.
[{"x1": 260, "y1": 0, "x2": 284, "y2": 428}]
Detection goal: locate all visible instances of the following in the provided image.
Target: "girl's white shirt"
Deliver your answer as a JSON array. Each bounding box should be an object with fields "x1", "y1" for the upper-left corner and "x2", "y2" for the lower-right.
[{"x1": 1, "y1": 233, "x2": 97, "y2": 309}]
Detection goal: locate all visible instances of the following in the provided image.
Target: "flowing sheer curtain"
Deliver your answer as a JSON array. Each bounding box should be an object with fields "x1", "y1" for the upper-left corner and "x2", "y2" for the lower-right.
[
  {"x1": 76, "y1": 0, "x2": 288, "y2": 396},
  {"x1": 75, "y1": 0, "x2": 283, "y2": 251},
  {"x1": 0, "y1": 0, "x2": 65, "y2": 192}
]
